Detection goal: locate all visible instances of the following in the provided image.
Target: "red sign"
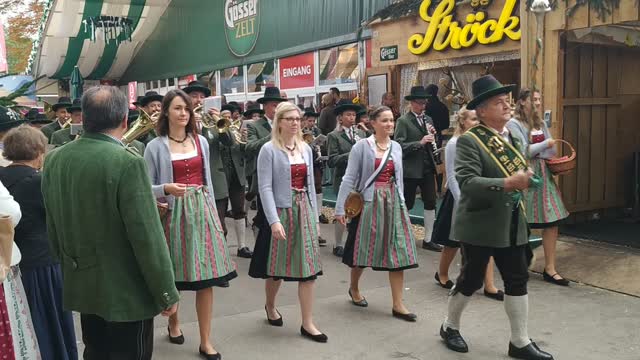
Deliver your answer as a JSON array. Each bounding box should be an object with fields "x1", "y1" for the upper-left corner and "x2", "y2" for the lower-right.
[
  {"x1": 0, "y1": 21, "x2": 7, "y2": 73},
  {"x1": 128, "y1": 82, "x2": 138, "y2": 108},
  {"x1": 279, "y1": 52, "x2": 314, "y2": 89}
]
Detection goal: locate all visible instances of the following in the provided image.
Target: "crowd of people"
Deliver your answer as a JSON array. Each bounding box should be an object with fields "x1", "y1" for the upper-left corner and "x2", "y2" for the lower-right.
[{"x1": 0, "y1": 74, "x2": 569, "y2": 360}]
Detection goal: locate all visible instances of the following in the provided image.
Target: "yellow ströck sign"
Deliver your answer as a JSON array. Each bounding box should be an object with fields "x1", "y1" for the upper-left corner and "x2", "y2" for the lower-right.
[{"x1": 408, "y1": 0, "x2": 521, "y2": 54}]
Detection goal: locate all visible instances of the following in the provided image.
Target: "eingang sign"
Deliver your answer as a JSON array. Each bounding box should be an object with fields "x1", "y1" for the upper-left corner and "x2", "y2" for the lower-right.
[
  {"x1": 224, "y1": 0, "x2": 260, "y2": 57},
  {"x1": 407, "y1": 0, "x2": 521, "y2": 55}
]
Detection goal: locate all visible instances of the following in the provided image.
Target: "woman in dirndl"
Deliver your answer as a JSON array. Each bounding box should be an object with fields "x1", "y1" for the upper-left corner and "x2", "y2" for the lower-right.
[
  {"x1": 335, "y1": 106, "x2": 419, "y2": 322},
  {"x1": 506, "y1": 89, "x2": 570, "y2": 286},
  {"x1": 431, "y1": 107, "x2": 504, "y2": 300},
  {"x1": 145, "y1": 89, "x2": 237, "y2": 359},
  {"x1": 248, "y1": 102, "x2": 326, "y2": 343}
]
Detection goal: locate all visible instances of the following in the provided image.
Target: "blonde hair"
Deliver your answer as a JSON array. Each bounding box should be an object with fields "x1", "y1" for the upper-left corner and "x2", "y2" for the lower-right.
[
  {"x1": 453, "y1": 106, "x2": 474, "y2": 136},
  {"x1": 271, "y1": 102, "x2": 305, "y2": 154}
]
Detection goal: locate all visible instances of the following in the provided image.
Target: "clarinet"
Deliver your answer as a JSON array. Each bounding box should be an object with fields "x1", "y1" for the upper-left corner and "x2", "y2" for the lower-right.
[{"x1": 425, "y1": 121, "x2": 443, "y2": 167}]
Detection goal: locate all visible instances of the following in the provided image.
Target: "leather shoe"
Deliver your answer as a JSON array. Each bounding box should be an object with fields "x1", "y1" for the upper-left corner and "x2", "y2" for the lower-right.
[
  {"x1": 199, "y1": 346, "x2": 221, "y2": 360},
  {"x1": 167, "y1": 326, "x2": 184, "y2": 345},
  {"x1": 318, "y1": 236, "x2": 327, "y2": 247},
  {"x1": 484, "y1": 289, "x2": 505, "y2": 301},
  {"x1": 440, "y1": 325, "x2": 468, "y2": 353},
  {"x1": 392, "y1": 309, "x2": 417, "y2": 322},
  {"x1": 543, "y1": 271, "x2": 570, "y2": 286},
  {"x1": 348, "y1": 289, "x2": 368, "y2": 307},
  {"x1": 300, "y1": 326, "x2": 328, "y2": 343},
  {"x1": 508, "y1": 341, "x2": 554, "y2": 360},
  {"x1": 422, "y1": 241, "x2": 443, "y2": 252},
  {"x1": 434, "y1": 272, "x2": 454, "y2": 289},
  {"x1": 332, "y1": 246, "x2": 344, "y2": 257},
  {"x1": 265, "y1": 306, "x2": 283, "y2": 327},
  {"x1": 237, "y1": 247, "x2": 253, "y2": 258}
]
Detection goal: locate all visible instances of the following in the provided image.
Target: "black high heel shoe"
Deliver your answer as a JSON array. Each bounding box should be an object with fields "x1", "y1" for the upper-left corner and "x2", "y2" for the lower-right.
[
  {"x1": 300, "y1": 326, "x2": 328, "y2": 343},
  {"x1": 348, "y1": 289, "x2": 368, "y2": 307},
  {"x1": 265, "y1": 306, "x2": 283, "y2": 327},
  {"x1": 167, "y1": 326, "x2": 184, "y2": 345},
  {"x1": 435, "y1": 272, "x2": 454, "y2": 289},
  {"x1": 198, "y1": 346, "x2": 221, "y2": 360}
]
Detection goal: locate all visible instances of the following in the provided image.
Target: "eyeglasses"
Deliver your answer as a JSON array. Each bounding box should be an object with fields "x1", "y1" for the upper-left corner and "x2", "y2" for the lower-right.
[{"x1": 281, "y1": 117, "x2": 301, "y2": 123}]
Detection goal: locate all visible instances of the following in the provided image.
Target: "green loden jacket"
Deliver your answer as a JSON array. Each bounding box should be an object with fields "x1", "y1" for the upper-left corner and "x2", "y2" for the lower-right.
[
  {"x1": 327, "y1": 127, "x2": 367, "y2": 194},
  {"x1": 245, "y1": 117, "x2": 272, "y2": 194},
  {"x1": 201, "y1": 127, "x2": 234, "y2": 200},
  {"x1": 41, "y1": 120, "x2": 62, "y2": 143},
  {"x1": 41, "y1": 132, "x2": 179, "y2": 322},
  {"x1": 393, "y1": 111, "x2": 435, "y2": 179},
  {"x1": 452, "y1": 129, "x2": 530, "y2": 248},
  {"x1": 51, "y1": 127, "x2": 146, "y2": 155}
]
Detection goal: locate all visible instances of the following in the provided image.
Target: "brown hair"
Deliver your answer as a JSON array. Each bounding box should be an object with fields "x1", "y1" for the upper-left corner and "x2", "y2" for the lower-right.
[
  {"x1": 156, "y1": 89, "x2": 196, "y2": 137},
  {"x1": 2, "y1": 125, "x2": 47, "y2": 161},
  {"x1": 369, "y1": 105, "x2": 392, "y2": 121},
  {"x1": 515, "y1": 88, "x2": 543, "y2": 131}
]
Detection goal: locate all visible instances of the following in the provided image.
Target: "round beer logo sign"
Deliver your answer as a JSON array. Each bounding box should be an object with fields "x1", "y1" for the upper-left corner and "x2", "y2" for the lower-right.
[{"x1": 224, "y1": 0, "x2": 260, "y2": 57}]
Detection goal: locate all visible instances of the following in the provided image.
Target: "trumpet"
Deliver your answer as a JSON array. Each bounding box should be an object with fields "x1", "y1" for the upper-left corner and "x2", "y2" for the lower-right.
[
  {"x1": 302, "y1": 133, "x2": 314, "y2": 144},
  {"x1": 194, "y1": 105, "x2": 246, "y2": 144},
  {"x1": 122, "y1": 108, "x2": 160, "y2": 145},
  {"x1": 193, "y1": 104, "x2": 221, "y2": 129}
]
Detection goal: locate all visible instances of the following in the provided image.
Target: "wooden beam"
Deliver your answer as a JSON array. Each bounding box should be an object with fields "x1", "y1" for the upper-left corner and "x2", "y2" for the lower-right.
[{"x1": 561, "y1": 98, "x2": 622, "y2": 106}]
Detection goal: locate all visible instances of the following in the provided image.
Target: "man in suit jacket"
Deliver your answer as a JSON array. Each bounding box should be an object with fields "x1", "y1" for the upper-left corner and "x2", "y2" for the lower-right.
[
  {"x1": 41, "y1": 86, "x2": 178, "y2": 360},
  {"x1": 318, "y1": 87, "x2": 340, "y2": 135},
  {"x1": 40, "y1": 97, "x2": 72, "y2": 142},
  {"x1": 394, "y1": 86, "x2": 442, "y2": 252},
  {"x1": 439, "y1": 76, "x2": 553, "y2": 360},
  {"x1": 50, "y1": 98, "x2": 82, "y2": 147},
  {"x1": 327, "y1": 99, "x2": 366, "y2": 257}
]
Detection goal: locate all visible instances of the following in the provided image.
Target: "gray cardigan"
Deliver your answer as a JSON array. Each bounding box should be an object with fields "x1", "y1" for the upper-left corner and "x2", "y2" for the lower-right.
[
  {"x1": 144, "y1": 135, "x2": 215, "y2": 208},
  {"x1": 257, "y1": 141, "x2": 318, "y2": 226},
  {"x1": 506, "y1": 119, "x2": 557, "y2": 159},
  {"x1": 335, "y1": 136, "x2": 405, "y2": 216}
]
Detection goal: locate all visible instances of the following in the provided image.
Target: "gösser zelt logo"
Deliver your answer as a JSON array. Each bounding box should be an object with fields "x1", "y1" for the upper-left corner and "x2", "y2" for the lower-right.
[{"x1": 224, "y1": 0, "x2": 260, "y2": 57}]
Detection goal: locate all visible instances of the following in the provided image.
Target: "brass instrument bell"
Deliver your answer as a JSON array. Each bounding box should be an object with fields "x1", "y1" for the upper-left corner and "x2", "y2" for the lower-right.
[{"x1": 122, "y1": 108, "x2": 160, "y2": 145}]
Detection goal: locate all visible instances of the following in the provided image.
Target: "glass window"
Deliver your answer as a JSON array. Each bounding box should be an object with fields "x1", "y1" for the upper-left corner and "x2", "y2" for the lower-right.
[
  {"x1": 221, "y1": 66, "x2": 245, "y2": 94},
  {"x1": 247, "y1": 60, "x2": 276, "y2": 93},
  {"x1": 168, "y1": 78, "x2": 175, "y2": 86},
  {"x1": 160, "y1": 79, "x2": 167, "y2": 88},
  {"x1": 319, "y1": 44, "x2": 359, "y2": 86}
]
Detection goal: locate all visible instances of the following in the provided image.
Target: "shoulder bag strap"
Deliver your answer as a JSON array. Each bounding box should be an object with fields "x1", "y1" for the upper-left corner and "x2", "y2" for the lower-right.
[{"x1": 359, "y1": 142, "x2": 392, "y2": 192}]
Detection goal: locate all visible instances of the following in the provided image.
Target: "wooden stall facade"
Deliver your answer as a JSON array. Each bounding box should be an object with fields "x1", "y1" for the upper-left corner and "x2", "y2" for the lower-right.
[{"x1": 521, "y1": 1, "x2": 640, "y2": 221}]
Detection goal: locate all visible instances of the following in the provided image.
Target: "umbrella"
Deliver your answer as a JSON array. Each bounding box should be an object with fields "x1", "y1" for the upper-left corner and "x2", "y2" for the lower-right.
[{"x1": 70, "y1": 66, "x2": 84, "y2": 101}]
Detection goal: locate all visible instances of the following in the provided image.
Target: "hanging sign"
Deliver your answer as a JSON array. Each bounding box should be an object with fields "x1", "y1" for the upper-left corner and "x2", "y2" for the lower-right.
[
  {"x1": 380, "y1": 45, "x2": 398, "y2": 61},
  {"x1": 128, "y1": 82, "x2": 137, "y2": 107},
  {"x1": 279, "y1": 53, "x2": 314, "y2": 89},
  {"x1": 224, "y1": 0, "x2": 260, "y2": 57},
  {"x1": 407, "y1": 0, "x2": 521, "y2": 55}
]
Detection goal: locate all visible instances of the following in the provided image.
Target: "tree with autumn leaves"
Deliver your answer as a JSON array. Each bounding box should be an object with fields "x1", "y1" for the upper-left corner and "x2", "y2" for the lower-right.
[{"x1": 1, "y1": 0, "x2": 44, "y2": 74}]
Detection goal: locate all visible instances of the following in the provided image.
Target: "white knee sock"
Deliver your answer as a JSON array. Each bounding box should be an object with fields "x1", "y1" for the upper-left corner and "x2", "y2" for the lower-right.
[
  {"x1": 504, "y1": 295, "x2": 532, "y2": 348},
  {"x1": 443, "y1": 292, "x2": 471, "y2": 331},
  {"x1": 233, "y1": 219, "x2": 246, "y2": 248},
  {"x1": 423, "y1": 210, "x2": 436, "y2": 242},
  {"x1": 316, "y1": 193, "x2": 323, "y2": 214},
  {"x1": 334, "y1": 222, "x2": 345, "y2": 248}
]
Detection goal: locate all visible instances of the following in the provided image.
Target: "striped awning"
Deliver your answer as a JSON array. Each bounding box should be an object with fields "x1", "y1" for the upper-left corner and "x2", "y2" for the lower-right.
[{"x1": 28, "y1": 0, "x2": 171, "y2": 81}]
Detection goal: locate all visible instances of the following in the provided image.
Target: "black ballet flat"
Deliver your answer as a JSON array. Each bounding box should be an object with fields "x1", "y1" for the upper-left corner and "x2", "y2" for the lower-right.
[
  {"x1": 348, "y1": 289, "x2": 368, "y2": 307},
  {"x1": 265, "y1": 306, "x2": 283, "y2": 327},
  {"x1": 484, "y1": 289, "x2": 505, "y2": 301},
  {"x1": 300, "y1": 326, "x2": 328, "y2": 343},
  {"x1": 167, "y1": 326, "x2": 184, "y2": 345},
  {"x1": 199, "y1": 346, "x2": 221, "y2": 360},
  {"x1": 543, "y1": 271, "x2": 570, "y2": 286},
  {"x1": 435, "y1": 272, "x2": 454, "y2": 289},
  {"x1": 392, "y1": 309, "x2": 417, "y2": 322}
]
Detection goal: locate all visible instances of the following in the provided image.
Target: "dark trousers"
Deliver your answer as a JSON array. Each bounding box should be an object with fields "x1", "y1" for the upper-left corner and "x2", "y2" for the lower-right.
[
  {"x1": 215, "y1": 197, "x2": 230, "y2": 235},
  {"x1": 227, "y1": 178, "x2": 246, "y2": 219},
  {"x1": 455, "y1": 243, "x2": 530, "y2": 297},
  {"x1": 403, "y1": 175, "x2": 437, "y2": 210},
  {"x1": 314, "y1": 166, "x2": 323, "y2": 194},
  {"x1": 81, "y1": 314, "x2": 153, "y2": 360}
]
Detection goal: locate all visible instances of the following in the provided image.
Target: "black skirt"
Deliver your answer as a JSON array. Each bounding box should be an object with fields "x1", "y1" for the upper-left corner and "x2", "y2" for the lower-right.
[{"x1": 431, "y1": 190, "x2": 460, "y2": 248}]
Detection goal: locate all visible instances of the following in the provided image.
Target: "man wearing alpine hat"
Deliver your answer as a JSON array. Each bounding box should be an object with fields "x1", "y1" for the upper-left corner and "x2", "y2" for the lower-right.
[
  {"x1": 439, "y1": 75, "x2": 552, "y2": 360},
  {"x1": 41, "y1": 96, "x2": 72, "y2": 142}
]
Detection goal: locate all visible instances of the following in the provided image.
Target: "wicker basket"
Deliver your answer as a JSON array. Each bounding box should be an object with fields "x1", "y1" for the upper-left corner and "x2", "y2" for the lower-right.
[{"x1": 545, "y1": 140, "x2": 576, "y2": 175}]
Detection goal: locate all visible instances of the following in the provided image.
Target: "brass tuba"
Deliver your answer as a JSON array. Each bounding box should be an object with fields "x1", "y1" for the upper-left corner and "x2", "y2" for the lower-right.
[{"x1": 122, "y1": 108, "x2": 160, "y2": 145}]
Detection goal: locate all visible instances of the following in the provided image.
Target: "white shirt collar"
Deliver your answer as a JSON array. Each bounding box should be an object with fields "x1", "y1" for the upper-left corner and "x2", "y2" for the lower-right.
[{"x1": 265, "y1": 116, "x2": 273, "y2": 127}]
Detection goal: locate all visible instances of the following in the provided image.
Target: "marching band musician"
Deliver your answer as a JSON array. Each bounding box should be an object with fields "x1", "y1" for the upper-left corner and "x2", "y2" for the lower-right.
[
  {"x1": 249, "y1": 101, "x2": 326, "y2": 343},
  {"x1": 356, "y1": 106, "x2": 373, "y2": 136},
  {"x1": 244, "y1": 87, "x2": 287, "y2": 237},
  {"x1": 144, "y1": 90, "x2": 237, "y2": 359},
  {"x1": 334, "y1": 105, "x2": 419, "y2": 322},
  {"x1": 40, "y1": 97, "x2": 72, "y2": 142},
  {"x1": 137, "y1": 91, "x2": 163, "y2": 145},
  {"x1": 327, "y1": 99, "x2": 367, "y2": 257},
  {"x1": 302, "y1": 107, "x2": 329, "y2": 226},
  {"x1": 394, "y1": 86, "x2": 442, "y2": 252},
  {"x1": 50, "y1": 99, "x2": 83, "y2": 146}
]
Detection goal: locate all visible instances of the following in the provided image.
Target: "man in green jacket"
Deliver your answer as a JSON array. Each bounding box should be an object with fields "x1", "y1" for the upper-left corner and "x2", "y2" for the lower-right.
[
  {"x1": 40, "y1": 96, "x2": 72, "y2": 142},
  {"x1": 50, "y1": 98, "x2": 82, "y2": 146},
  {"x1": 439, "y1": 76, "x2": 553, "y2": 360},
  {"x1": 41, "y1": 86, "x2": 178, "y2": 360},
  {"x1": 394, "y1": 86, "x2": 443, "y2": 252},
  {"x1": 327, "y1": 99, "x2": 366, "y2": 256}
]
